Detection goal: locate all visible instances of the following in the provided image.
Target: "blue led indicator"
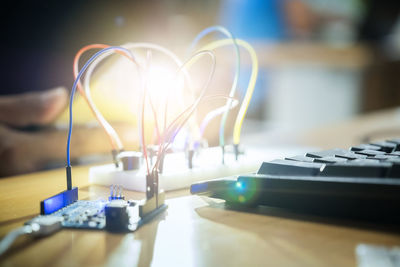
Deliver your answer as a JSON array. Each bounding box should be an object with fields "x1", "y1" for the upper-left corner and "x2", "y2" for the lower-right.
[
  {"x1": 235, "y1": 181, "x2": 243, "y2": 189},
  {"x1": 41, "y1": 187, "x2": 78, "y2": 215},
  {"x1": 43, "y1": 194, "x2": 64, "y2": 214}
]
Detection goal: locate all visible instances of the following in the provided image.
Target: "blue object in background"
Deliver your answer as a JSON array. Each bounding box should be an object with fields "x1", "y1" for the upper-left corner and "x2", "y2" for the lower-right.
[
  {"x1": 219, "y1": 0, "x2": 287, "y2": 118},
  {"x1": 219, "y1": 0, "x2": 286, "y2": 41}
]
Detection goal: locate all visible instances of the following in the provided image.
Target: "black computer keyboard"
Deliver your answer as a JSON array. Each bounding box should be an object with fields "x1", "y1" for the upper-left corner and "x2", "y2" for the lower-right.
[{"x1": 190, "y1": 139, "x2": 400, "y2": 221}]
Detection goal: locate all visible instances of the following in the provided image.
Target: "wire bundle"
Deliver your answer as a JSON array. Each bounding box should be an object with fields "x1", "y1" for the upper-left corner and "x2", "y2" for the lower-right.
[{"x1": 68, "y1": 25, "x2": 258, "y2": 177}]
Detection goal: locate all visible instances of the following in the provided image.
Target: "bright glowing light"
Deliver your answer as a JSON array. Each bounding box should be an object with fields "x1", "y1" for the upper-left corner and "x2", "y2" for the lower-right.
[
  {"x1": 146, "y1": 65, "x2": 179, "y2": 102},
  {"x1": 144, "y1": 63, "x2": 188, "y2": 137},
  {"x1": 235, "y1": 181, "x2": 243, "y2": 189}
]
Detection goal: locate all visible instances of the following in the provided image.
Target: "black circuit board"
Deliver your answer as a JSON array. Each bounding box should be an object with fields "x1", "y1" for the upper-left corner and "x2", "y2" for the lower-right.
[{"x1": 51, "y1": 200, "x2": 107, "y2": 230}]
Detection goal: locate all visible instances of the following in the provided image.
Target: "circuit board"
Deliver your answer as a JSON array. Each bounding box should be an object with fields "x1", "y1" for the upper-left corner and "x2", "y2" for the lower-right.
[
  {"x1": 29, "y1": 198, "x2": 168, "y2": 232},
  {"x1": 32, "y1": 200, "x2": 107, "y2": 230},
  {"x1": 30, "y1": 182, "x2": 168, "y2": 233},
  {"x1": 53, "y1": 200, "x2": 107, "y2": 230}
]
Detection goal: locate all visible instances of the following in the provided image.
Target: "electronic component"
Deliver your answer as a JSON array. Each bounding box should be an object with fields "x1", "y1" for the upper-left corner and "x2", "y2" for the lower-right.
[
  {"x1": 42, "y1": 200, "x2": 106, "y2": 230},
  {"x1": 109, "y1": 184, "x2": 125, "y2": 200},
  {"x1": 0, "y1": 216, "x2": 63, "y2": 256},
  {"x1": 68, "y1": 27, "x2": 260, "y2": 198},
  {"x1": 105, "y1": 200, "x2": 131, "y2": 232},
  {"x1": 191, "y1": 139, "x2": 400, "y2": 221},
  {"x1": 1, "y1": 26, "x2": 259, "y2": 255},
  {"x1": 118, "y1": 151, "x2": 142, "y2": 171},
  {"x1": 40, "y1": 187, "x2": 78, "y2": 215},
  {"x1": 26, "y1": 216, "x2": 63, "y2": 236},
  {"x1": 30, "y1": 183, "x2": 166, "y2": 233},
  {"x1": 0, "y1": 188, "x2": 166, "y2": 257}
]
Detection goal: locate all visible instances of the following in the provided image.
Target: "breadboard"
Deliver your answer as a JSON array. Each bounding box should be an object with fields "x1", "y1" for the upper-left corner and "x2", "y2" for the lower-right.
[{"x1": 89, "y1": 146, "x2": 302, "y2": 192}]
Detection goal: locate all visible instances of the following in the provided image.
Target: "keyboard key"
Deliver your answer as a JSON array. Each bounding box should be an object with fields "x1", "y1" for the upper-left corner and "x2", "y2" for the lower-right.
[
  {"x1": 313, "y1": 156, "x2": 347, "y2": 163},
  {"x1": 367, "y1": 155, "x2": 398, "y2": 160},
  {"x1": 306, "y1": 149, "x2": 348, "y2": 158},
  {"x1": 386, "y1": 140, "x2": 400, "y2": 151},
  {"x1": 335, "y1": 152, "x2": 367, "y2": 160},
  {"x1": 370, "y1": 141, "x2": 397, "y2": 153},
  {"x1": 355, "y1": 150, "x2": 386, "y2": 156},
  {"x1": 320, "y1": 159, "x2": 391, "y2": 177},
  {"x1": 285, "y1": 155, "x2": 314, "y2": 162},
  {"x1": 257, "y1": 159, "x2": 324, "y2": 176},
  {"x1": 350, "y1": 144, "x2": 382, "y2": 152},
  {"x1": 387, "y1": 151, "x2": 400, "y2": 156}
]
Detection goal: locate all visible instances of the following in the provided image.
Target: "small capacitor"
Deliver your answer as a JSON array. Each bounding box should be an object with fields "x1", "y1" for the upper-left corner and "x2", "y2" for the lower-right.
[{"x1": 117, "y1": 151, "x2": 142, "y2": 171}]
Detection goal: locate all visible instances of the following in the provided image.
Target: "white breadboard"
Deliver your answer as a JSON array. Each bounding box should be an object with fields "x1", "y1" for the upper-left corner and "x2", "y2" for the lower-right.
[{"x1": 89, "y1": 146, "x2": 303, "y2": 192}]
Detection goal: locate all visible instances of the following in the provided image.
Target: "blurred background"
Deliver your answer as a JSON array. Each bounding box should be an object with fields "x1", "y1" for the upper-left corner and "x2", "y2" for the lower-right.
[{"x1": 1, "y1": 0, "x2": 400, "y2": 175}]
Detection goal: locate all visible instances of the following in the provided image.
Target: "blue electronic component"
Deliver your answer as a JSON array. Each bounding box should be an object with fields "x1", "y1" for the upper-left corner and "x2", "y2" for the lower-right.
[
  {"x1": 40, "y1": 187, "x2": 78, "y2": 215},
  {"x1": 190, "y1": 181, "x2": 208, "y2": 194},
  {"x1": 108, "y1": 185, "x2": 125, "y2": 201}
]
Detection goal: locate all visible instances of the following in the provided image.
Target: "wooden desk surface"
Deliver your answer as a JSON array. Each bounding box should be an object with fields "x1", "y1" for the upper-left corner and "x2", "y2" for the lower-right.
[
  {"x1": 1, "y1": 166, "x2": 400, "y2": 267},
  {"x1": 1, "y1": 109, "x2": 400, "y2": 266}
]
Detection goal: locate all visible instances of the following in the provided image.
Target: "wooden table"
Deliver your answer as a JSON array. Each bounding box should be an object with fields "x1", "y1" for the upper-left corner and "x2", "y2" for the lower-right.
[{"x1": 1, "y1": 109, "x2": 400, "y2": 266}]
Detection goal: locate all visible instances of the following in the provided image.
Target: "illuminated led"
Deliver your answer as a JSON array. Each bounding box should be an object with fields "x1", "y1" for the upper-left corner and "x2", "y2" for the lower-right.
[
  {"x1": 235, "y1": 181, "x2": 243, "y2": 189},
  {"x1": 146, "y1": 65, "x2": 177, "y2": 102},
  {"x1": 41, "y1": 187, "x2": 78, "y2": 215}
]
